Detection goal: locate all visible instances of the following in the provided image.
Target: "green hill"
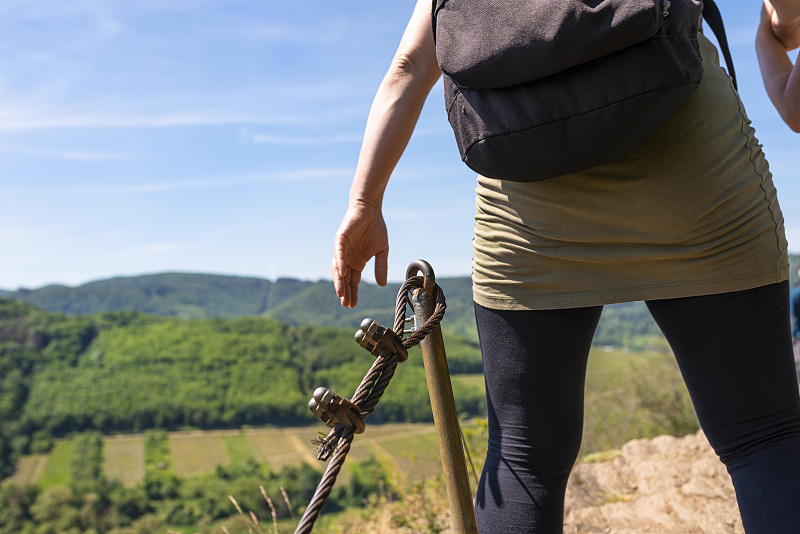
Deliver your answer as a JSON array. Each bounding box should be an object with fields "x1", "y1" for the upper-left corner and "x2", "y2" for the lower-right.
[
  {"x1": 7, "y1": 251, "x2": 800, "y2": 351},
  {"x1": 4, "y1": 272, "x2": 653, "y2": 346},
  {"x1": 0, "y1": 298, "x2": 484, "y2": 478},
  {"x1": 5, "y1": 273, "x2": 483, "y2": 342},
  {"x1": 6, "y1": 273, "x2": 311, "y2": 318},
  {"x1": 4, "y1": 272, "x2": 662, "y2": 349}
]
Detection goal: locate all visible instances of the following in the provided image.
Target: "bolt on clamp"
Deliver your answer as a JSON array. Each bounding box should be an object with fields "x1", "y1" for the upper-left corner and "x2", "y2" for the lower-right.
[
  {"x1": 354, "y1": 317, "x2": 408, "y2": 362},
  {"x1": 403, "y1": 316, "x2": 417, "y2": 335},
  {"x1": 308, "y1": 386, "x2": 365, "y2": 434}
]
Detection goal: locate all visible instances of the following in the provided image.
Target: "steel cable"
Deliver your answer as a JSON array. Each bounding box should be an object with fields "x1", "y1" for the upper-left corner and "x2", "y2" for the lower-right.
[{"x1": 293, "y1": 275, "x2": 446, "y2": 534}]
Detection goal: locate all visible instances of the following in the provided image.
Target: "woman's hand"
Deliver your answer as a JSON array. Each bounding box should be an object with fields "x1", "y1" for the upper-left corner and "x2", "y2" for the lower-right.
[{"x1": 331, "y1": 200, "x2": 389, "y2": 308}]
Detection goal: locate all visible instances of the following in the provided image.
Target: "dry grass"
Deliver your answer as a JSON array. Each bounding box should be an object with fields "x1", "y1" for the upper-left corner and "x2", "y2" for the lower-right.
[
  {"x1": 245, "y1": 430, "x2": 297, "y2": 460},
  {"x1": 329, "y1": 478, "x2": 452, "y2": 534},
  {"x1": 245, "y1": 428, "x2": 320, "y2": 469},
  {"x1": 169, "y1": 433, "x2": 229, "y2": 476},
  {"x1": 224, "y1": 486, "x2": 286, "y2": 534},
  {"x1": 371, "y1": 428, "x2": 441, "y2": 484},
  {"x1": 8, "y1": 454, "x2": 49, "y2": 487},
  {"x1": 226, "y1": 477, "x2": 453, "y2": 534},
  {"x1": 103, "y1": 435, "x2": 145, "y2": 486}
]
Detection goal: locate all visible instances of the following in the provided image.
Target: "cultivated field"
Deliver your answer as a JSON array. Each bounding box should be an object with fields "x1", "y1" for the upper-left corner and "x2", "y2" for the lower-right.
[
  {"x1": 13, "y1": 423, "x2": 443, "y2": 489},
  {"x1": 9, "y1": 347, "x2": 685, "y2": 491},
  {"x1": 8, "y1": 454, "x2": 48, "y2": 487},
  {"x1": 104, "y1": 435, "x2": 145, "y2": 486}
]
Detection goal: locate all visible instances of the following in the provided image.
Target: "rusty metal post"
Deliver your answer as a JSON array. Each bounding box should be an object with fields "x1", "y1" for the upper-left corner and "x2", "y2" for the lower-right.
[{"x1": 406, "y1": 260, "x2": 478, "y2": 534}]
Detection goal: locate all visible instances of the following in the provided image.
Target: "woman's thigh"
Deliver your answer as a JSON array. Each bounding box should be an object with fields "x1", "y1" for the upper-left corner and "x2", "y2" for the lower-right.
[
  {"x1": 646, "y1": 282, "x2": 800, "y2": 532},
  {"x1": 474, "y1": 303, "x2": 603, "y2": 533},
  {"x1": 475, "y1": 303, "x2": 604, "y2": 456},
  {"x1": 645, "y1": 282, "x2": 799, "y2": 455}
]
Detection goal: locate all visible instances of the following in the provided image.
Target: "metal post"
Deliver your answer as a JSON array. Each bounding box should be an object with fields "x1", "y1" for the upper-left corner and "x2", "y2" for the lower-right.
[{"x1": 406, "y1": 260, "x2": 478, "y2": 534}]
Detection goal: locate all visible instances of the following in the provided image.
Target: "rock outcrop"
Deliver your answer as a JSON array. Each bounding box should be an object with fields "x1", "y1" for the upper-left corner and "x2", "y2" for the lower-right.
[{"x1": 564, "y1": 431, "x2": 742, "y2": 533}]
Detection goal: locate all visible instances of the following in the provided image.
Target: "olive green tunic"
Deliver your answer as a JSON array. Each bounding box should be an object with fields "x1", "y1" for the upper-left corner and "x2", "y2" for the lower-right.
[{"x1": 472, "y1": 32, "x2": 789, "y2": 311}]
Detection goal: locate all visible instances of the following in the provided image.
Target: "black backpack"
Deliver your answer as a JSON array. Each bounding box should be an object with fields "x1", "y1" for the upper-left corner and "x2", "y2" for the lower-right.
[{"x1": 432, "y1": 0, "x2": 737, "y2": 182}]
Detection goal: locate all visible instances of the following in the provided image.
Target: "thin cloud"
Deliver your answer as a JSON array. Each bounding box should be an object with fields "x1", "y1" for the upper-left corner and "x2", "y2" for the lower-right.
[
  {"x1": 0, "y1": 1, "x2": 102, "y2": 20},
  {"x1": 0, "y1": 103, "x2": 369, "y2": 132},
  {"x1": 0, "y1": 0, "x2": 202, "y2": 23},
  {"x1": 0, "y1": 168, "x2": 355, "y2": 196},
  {"x1": 250, "y1": 133, "x2": 363, "y2": 145},
  {"x1": 0, "y1": 113, "x2": 262, "y2": 131},
  {"x1": 0, "y1": 143, "x2": 134, "y2": 161},
  {"x1": 246, "y1": 119, "x2": 447, "y2": 147},
  {"x1": 203, "y1": 20, "x2": 350, "y2": 46},
  {"x1": 144, "y1": 242, "x2": 190, "y2": 255}
]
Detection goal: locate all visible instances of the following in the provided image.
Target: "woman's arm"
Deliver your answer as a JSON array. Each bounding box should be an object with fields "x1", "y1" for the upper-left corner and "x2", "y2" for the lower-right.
[
  {"x1": 764, "y1": 0, "x2": 800, "y2": 49},
  {"x1": 757, "y1": 0, "x2": 800, "y2": 131},
  {"x1": 331, "y1": 0, "x2": 442, "y2": 308}
]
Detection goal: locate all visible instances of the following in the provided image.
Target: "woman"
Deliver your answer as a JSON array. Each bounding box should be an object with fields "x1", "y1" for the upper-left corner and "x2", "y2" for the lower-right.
[{"x1": 332, "y1": 1, "x2": 800, "y2": 532}]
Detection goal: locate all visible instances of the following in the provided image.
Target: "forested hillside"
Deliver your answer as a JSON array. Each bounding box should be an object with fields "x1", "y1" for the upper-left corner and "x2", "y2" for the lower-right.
[
  {"x1": 7, "y1": 273, "x2": 302, "y2": 318},
  {"x1": 6, "y1": 254, "x2": 800, "y2": 347},
  {"x1": 6, "y1": 272, "x2": 670, "y2": 349},
  {"x1": 0, "y1": 299, "x2": 485, "y2": 481},
  {"x1": 6, "y1": 254, "x2": 800, "y2": 350}
]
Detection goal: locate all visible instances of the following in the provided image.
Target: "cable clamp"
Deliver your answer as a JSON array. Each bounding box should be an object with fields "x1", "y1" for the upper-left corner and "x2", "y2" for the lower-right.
[
  {"x1": 308, "y1": 387, "x2": 365, "y2": 434},
  {"x1": 354, "y1": 318, "x2": 408, "y2": 362}
]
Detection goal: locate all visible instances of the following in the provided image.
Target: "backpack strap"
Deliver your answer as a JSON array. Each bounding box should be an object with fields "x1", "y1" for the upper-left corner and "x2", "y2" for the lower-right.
[{"x1": 702, "y1": 0, "x2": 738, "y2": 90}]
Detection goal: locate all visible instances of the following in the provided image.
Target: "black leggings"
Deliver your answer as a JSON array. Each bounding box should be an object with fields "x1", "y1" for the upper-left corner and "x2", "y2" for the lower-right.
[{"x1": 474, "y1": 281, "x2": 800, "y2": 533}]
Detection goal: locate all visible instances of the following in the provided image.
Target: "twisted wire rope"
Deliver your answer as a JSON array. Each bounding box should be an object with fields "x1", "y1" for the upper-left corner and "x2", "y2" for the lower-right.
[{"x1": 293, "y1": 276, "x2": 446, "y2": 534}]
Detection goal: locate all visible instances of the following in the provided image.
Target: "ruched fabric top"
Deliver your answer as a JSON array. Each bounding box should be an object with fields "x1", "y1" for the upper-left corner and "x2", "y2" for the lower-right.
[{"x1": 472, "y1": 31, "x2": 789, "y2": 310}]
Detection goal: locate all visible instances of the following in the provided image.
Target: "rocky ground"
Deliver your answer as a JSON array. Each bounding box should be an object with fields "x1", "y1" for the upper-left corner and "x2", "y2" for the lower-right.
[
  {"x1": 563, "y1": 430, "x2": 742, "y2": 533},
  {"x1": 346, "y1": 430, "x2": 743, "y2": 533}
]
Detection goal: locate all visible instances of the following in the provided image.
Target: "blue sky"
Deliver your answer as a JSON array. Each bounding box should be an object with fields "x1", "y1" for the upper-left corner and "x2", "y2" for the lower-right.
[{"x1": 0, "y1": 1, "x2": 797, "y2": 291}]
